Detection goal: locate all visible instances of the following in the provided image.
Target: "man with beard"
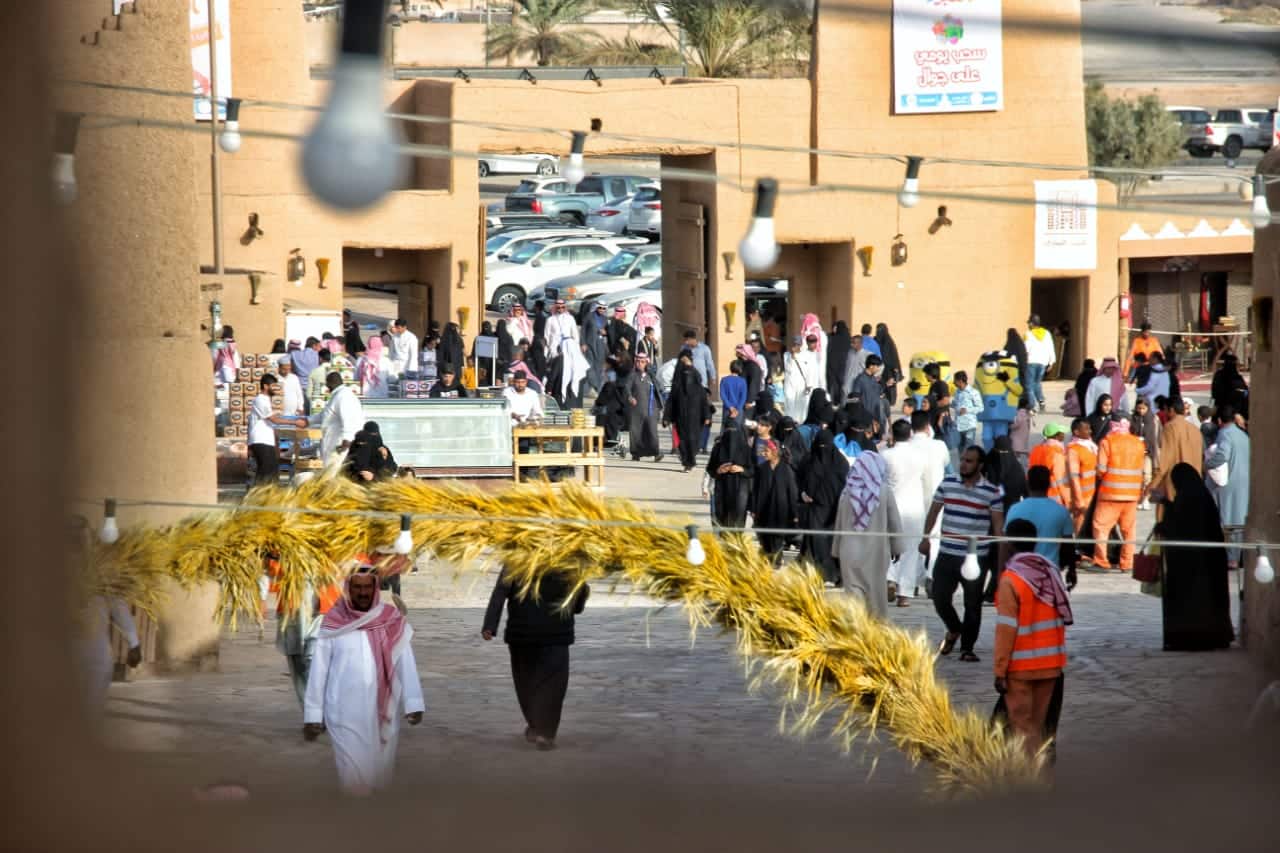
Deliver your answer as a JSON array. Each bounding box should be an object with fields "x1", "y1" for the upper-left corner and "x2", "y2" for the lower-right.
[
  {"x1": 303, "y1": 569, "x2": 425, "y2": 795},
  {"x1": 606, "y1": 306, "x2": 637, "y2": 355},
  {"x1": 624, "y1": 351, "x2": 663, "y2": 462}
]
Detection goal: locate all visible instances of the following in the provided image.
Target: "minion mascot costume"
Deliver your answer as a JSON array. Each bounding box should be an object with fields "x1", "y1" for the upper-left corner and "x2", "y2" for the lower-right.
[
  {"x1": 905, "y1": 351, "x2": 953, "y2": 407},
  {"x1": 974, "y1": 350, "x2": 1022, "y2": 449}
]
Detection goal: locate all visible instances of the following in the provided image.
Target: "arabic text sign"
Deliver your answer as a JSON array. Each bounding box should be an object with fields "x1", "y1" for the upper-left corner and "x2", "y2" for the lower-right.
[
  {"x1": 1034, "y1": 180, "x2": 1098, "y2": 271},
  {"x1": 893, "y1": 0, "x2": 1003, "y2": 114}
]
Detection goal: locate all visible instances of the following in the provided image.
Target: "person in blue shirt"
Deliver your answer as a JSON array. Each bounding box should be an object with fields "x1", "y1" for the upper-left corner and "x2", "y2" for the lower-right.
[
  {"x1": 718, "y1": 359, "x2": 748, "y2": 432},
  {"x1": 1003, "y1": 465, "x2": 1076, "y2": 570},
  {"x1": 859, "y1": 323, "x2": 882, "y2": 358}
]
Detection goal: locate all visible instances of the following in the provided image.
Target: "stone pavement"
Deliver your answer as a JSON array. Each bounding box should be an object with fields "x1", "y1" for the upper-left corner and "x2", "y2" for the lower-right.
[{"x1": 103, "y1": 390, "x2": 1259, "y2": 797}]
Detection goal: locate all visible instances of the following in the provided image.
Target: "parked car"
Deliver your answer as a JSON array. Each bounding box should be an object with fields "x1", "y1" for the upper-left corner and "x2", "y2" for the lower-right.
[
  {"x1": 627, "y1": 184, "x2": 662, "y2": 240},
  {"x1": 478, "y1": 154, "x2": 560, "y2": 179},
  {"x1": 1167, "y1": 106, "x2": 1213, "y2": 157},
  {"x1": 485, "y1": 212, "x2": 560, "y2": 230},
  {"x1": 586, "y1": 195, "x2": 635, "y2": 234},
  {"x1": 531, "y1": 246, "x2": 663, "y2": 312},
  {"x1": 485, "y1": 227, "x2": 614, "y2": 263},
  {"x1": 484, "y1": 236, "x2": 645, "y2": 312},
  {"x1": 607, "y1": 277, "x2": 663, "y2": 319},
  {"x1": 505, "y1": 174, "x2": 653, "y2": 225},
  {"x1": 1205, "y1": 107, "x2": 1275, "y2": 159}
]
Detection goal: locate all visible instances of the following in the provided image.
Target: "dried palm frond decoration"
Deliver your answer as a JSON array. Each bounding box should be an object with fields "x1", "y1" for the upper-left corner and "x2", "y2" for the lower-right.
[{"x1": 88, "y1": 476, "x2": 1044, "y2": 794}]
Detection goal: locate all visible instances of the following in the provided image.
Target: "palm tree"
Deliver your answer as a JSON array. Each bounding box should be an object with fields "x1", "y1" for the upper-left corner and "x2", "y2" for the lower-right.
[
  {"x1": 485, "y1": 0, "x2": 594, "y2": 67},
  {"x1": 629, "y1": 0, "x2": 812, "y2": 78},
  {"x1": 569, "y1": 34, "x2": 681, "y2": 66}
]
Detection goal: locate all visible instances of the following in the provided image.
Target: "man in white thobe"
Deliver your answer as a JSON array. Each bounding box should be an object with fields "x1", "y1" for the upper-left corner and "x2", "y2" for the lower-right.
[
  {"x1": 309, "y1": 372, "x2": 364, "y2": 460},
  {"x1": 386, "y1": 319, "x2": 419, "y2": 378},
  {"x1": 783, "y1": 335, "x2": 820, "y2": 421},
  {"x1": 907, "y1": 410, "x2": 950, "y2": 593},
  {"x1": 542, "y1": 299, "x2": 578, "y2": 353},
  {"x1": 276, "y1": 357, "x2": 306, "y2": 416},
  {"x1": 84, "y1": 595, "x2": 142, "y2": 714},
  {"x1": 881, "y1": 419, "x2": 934, "y2": 605},
  {"x1": 304, "y1": 571, "x2": 424, "y2": 795}
]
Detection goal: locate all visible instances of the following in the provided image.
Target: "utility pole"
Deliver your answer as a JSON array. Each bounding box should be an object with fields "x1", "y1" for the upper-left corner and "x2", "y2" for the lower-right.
[{"x1": 208, "y1": 0, "x2": 225, "y2": 280}]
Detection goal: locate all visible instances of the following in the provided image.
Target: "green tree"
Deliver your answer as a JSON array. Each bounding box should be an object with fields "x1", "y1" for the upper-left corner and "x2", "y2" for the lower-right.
[
  {"x1": 629, "y1": 0, "x2": 812, "y2": 78},
  {"x1": 569, "y1": 34, "x2": 682, "y2": 66},
  {"x1": 485, "y1": 0, "x2": 593, "y2": 67},
  {"x1": 1084, "y1": 81, "x2": 1182, "y2": 200}
]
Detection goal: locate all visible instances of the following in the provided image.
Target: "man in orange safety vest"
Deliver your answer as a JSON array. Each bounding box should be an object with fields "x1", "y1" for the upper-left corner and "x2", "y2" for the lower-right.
[
  {"x1": 1027, "y1": 423, "x2": 1069, "y2": 507},
  {"x1": 1089, "y1": 416, "x2": 1145, "y2": 571},
  {"x1": 1064, "y1": 417, "x2": 1097, "y2": 534}
]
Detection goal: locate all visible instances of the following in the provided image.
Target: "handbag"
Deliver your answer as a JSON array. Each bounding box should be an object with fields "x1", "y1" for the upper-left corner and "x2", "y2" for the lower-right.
[{"x1": 1131, "y1": 532, "x2": 1161, "y2": 583}]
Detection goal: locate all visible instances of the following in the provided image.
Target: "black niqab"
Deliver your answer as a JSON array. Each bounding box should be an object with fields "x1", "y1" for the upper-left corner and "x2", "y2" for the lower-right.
[
  {"x1": 440, "y1": 323, "x2": 465, "y2": 377},
  {"x1": 826, "y1": 321, "x2": 852, "y2": 396},
  {"x1": 983, "y1": 436, "x2": 1026, "y2": 512}
]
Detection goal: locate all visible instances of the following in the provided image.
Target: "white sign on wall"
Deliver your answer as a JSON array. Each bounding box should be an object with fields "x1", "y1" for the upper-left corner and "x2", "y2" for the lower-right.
[
  {"x1": 893, "y1": 0, "x2": 1004, "y2": 115},
  {"x1": 1034, "y1": 180, "x2": 1098, "y2": 271},
  {"x1": 190, "y1": 0, "x2": 233, "y2": 121}
]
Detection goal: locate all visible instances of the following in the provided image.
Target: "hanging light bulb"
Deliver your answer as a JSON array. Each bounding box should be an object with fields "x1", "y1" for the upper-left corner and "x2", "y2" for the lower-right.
[
  {"x1": 301, "y1": 0, "x2": 407, "y2": 210},
  {"x1": 219, "y1": 97, "x2": 243, "y2": 154},
  {"x1": 898, "y1": 156, "x2": 923, "y2": 209},
  {"x1": 51, "y1": 111, "x2": 82, "y2": 206},
  {"x1": 1251, "y1": 176, "x2": 1271, "y2": 229},
  {"x1": 100, "y1": 498, "x2": 120, "y2": 545},
  {"x1": 685, "y1": 524, "x2": 706, "y2": 566},
  {"x1": 1256, "y1": 545, "x2": 1275, "y2": 585},
  {"x1": 562, "y1": 131, "x2": 587, "y2": 185},
  {"x1": 393, "y1": 514, "x2": 413, "y2": 555},
  {"x1": 739, "y1": 177, "x2": 779, "y2": 271},
  {"x1": 960, "y1": 537, "x2": 981, "y2": 581}
]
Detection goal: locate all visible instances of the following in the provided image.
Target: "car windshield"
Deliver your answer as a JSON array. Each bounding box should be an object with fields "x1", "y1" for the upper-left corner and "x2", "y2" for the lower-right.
[
  {"x1": 595, "y1": 251, "x2": 638, "y2": 276},
  {"x1": 633, "y1": 187, "x2": 660, "y2": 203},
  {"x1": 641, "y1": 278, "x2": 661, "y2": 290},
  {"x1": 507, "y1": 241, "x2": 546, "y2": 264},
  {"x1": 514, "y1": 180, "x2": 540, "y2": 193},
  {"x1": 485, "y1": 234, "x2": 514, "y2": 253}
]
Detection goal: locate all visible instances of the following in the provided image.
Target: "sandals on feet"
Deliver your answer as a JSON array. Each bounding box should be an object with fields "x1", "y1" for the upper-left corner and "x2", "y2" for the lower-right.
[{"x1": 938, "y1": 631, "x2": 960, "y2": 655}]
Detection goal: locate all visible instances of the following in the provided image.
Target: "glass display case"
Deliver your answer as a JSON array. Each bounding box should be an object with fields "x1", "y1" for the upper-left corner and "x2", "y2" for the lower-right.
[{"x1": 361, "y1": 398, "x2": 513, "y2": 474}]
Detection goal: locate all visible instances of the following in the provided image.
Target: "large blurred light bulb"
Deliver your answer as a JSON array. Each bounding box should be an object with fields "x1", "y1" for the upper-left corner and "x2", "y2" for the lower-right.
[
  {"x1": 1251, "y1": 176, "x2": 1271, "y2": 229},
  {"x1": 51, "y1": 153, "x2": 77, "y2": 205},
  {"x1": 1256, "y1": 546, "x2": 1275, "y2": 585},
  {"x1": 394, "y1": 513, "x2": 413, "y2": 555},
  {"x1": 563, "y1": 131, "x2": 586, "y2": 185},
  {"x1": 100, "y1": 498, "x2": 119, "y2": 545},
  {"x1": 739, "y1": 178, "x2": 779, "y2": 271},
  {"x1": 898, "y1": 156, "x2": 923, "y2": 209},
  {"x1": 960, "y1": 537, "x2": 981, "y2": 581},
  {"x1": 219, "y1": 98, "x2": 243, "y2": 154},
  {"x1": 685, "y1": 524, "x2": 706, "y2": 566},
  {"x1": 302, "y1": 54, "x2": 406, "y2": 210}
]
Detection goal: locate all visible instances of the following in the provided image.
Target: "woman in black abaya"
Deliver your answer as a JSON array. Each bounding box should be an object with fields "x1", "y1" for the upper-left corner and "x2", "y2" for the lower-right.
[
  {"x1": 706, "y1": 425, "x2": 754, "y2": 528},
  {"x1": 875, "y1": 323, "x2": 903, "y2": 406},
  {"x1": 982, "y1": 435, "x2": 1027, "y2": 601},
  {"x1": 825, "y1": 321, "x2": 852, "y2": 406},
  {"x1": 1004, "y1": 327, "x2": 1030, "y2": 406},
  {"x1": 662, "y1": 354, "x2": 712, "y2": 472},
  {"x1": 798, "y1": 428, "x2": 849, "y2": 585},
  {"x1": 440, "y1": 323, "x2": 465, "y2": 379},
  {"x1": 1156, "y1": 463, "x2": 1234, "y2": 651},
  {"x1": 751, "y1": 438, "x2": 798, "y2": 565}
]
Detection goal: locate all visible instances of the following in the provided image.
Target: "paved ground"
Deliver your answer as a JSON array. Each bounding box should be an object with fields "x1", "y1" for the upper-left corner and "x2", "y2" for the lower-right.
[{"x1": 106, "y1": 381, "x2": 1259, "y2": 798}]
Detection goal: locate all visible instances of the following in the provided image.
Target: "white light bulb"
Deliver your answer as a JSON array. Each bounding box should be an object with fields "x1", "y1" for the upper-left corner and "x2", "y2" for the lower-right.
[
  {"x1": 219, "y1": 120, "x2": 242, "y2": 154},
  {"x1": 1256, "y1": 550, "x2": 1275, "y2": 585},
  {"x1": 898, "y1": 177, "x2": 920, "y2": 209},
  {"x1": 1251, "y1": 191, "x2": 1271, "y2": 230},
  {"x1": 960, "y1": 540, "x2": 981, "y2": 581},
  {"x1": 301, "y1": 54, "x2": 407, "y2": 211},
  {"x1": 394, "y1": 514, "x2": 413, "y2": 555},
  {"x1": 563, "y1": 153, "x2": 585, "y2": 185},
  {"x1": 100, "y1": 516, "x2": 119, "y2": 545},
  {"x1": 51, "y1": 153, "x2": 77, "y2": 205},
  {"x1": 685, "y1": 524, "x2": 706, "y2": 566},
  {"x1": 739, "y1": 178, "x2": 779, "y2": 271}
]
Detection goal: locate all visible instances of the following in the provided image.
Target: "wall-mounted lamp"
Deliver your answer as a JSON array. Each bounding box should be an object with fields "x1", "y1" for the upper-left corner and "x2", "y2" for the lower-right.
[
  {"x1": 856, "y1": 245, "x2": 873, "y2": 276},
  {"x1": 721, "y1": 251, "x2": 736, "y2": 280},
  {"x1": 519, "y1": 68, "x2": 537, "y2": 84},
  {"x1": 248, "y1": 273, "x2": 262, "y2": 305},
  {"x1": 891, "y1": 233, "x2": 908, "y2": 266},
  {"x1": 723, "y1": 301, "x2": 737, "y2": 333},
  {"x1": 209, "y1": 299, "x2": 224, "y2": 342},
  {"x1": 51, "y1": 111, "x2": 83, "y2": 206},
  {"x1": 928, "y1": 205, "x2": 953, "y2": 235},
  {"x1": 456, "y1": 305, "x2": 471, "y2": 331},
  {"x1": 287, "y1": 248, "x2": 306, "y2": 286},
  {"x1": 242, "y1": 212, "x2": 264, "y2": 244},
  {"x1": 316, "y1": 257, "x2": 331, "y2": 289},
  {"x1": 456, "y1": 259, "x2": 470, "y2": 289}
]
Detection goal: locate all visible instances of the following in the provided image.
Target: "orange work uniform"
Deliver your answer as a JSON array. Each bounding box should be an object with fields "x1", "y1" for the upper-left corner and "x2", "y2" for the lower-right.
[
  {"x1": 994, "y1": 568, "x2": 1067, "y2": 756},
  {"x1": 1065, "y1": 438, "x2": 1097, "y2": 533},
  {"x1": 1091, "y1": 432, "x2": 1145, "y2": 570},
  {"x1": 1028, "y1": 440, "x2": 1068, "y2": 506}
]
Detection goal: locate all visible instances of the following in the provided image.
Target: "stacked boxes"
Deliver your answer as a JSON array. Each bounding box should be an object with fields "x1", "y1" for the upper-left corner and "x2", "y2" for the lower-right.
[
  {"x1": 222, "y1": 354, "x2": 281, "y2": 437},
  {"x1": 310, "y1": 352, "x2": 359, "y2": 414}
]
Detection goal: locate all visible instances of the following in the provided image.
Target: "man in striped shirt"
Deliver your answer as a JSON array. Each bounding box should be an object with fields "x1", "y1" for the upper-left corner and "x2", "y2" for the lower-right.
[{"x1": 920, "y1": 445, "x2": 1005, "y2": 662}]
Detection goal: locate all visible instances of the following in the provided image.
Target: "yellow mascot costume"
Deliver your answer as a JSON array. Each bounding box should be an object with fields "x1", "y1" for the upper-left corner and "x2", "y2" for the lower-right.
[{"x1": 973, "y1": 350, "x2": 1023, "y2": 450}]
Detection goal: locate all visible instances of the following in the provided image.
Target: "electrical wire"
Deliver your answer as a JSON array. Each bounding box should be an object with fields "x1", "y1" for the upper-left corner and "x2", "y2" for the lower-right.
[
  {"x1": 75, "y1": 495, "x2": 1277, "y2": 553},
  {"x1": 63, "y1": 107, "x2": 1273, "y2": 226}
]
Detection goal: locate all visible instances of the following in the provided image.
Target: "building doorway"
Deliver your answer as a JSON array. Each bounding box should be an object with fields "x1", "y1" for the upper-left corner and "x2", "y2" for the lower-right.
[{"x1": 1030, "y1": 276, "x2": 1088, "y2": 379}]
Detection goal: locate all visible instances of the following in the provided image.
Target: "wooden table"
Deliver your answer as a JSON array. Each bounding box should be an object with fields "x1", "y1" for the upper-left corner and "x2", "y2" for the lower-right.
[
  {"x1": 274, "y1": 427, "x2": 325, "y2": 476},
  {"x1": 511, "y1": 425, "x2": 605, "y2": 489}
]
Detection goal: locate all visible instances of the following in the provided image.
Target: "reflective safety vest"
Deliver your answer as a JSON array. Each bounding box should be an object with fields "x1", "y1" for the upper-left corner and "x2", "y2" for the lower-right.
[
  {"x1": 1096, "y1": 432, "x2": 1145, "y2": 502},
  {"x1": 1065, "y1": 439, "x2": 1097, "y2": 511},
  {"x1": 1028, "y1": 441, "x2": 1068, "y2": 505},
  {"x1": 995, "y1": 571, "x2": 1067, "y2": 675}
]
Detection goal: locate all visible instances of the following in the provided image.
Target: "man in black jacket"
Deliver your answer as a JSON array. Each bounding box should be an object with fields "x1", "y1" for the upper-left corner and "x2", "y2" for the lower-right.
[{"x1": 482, "y1": 570, "x2": 589, "y2": 751}]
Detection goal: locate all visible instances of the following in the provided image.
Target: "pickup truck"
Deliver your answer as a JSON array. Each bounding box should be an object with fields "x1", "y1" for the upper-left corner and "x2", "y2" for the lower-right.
[
  {"x1": 504, "y1": 174, "x2": 653, "y2": 225},
  {"x1": 1203, "y1": 107, "x2": 1274, "y2": 159}
]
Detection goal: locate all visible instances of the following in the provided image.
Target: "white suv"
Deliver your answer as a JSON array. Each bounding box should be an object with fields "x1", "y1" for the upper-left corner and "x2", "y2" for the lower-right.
[{"x1": 484, "y1": 236, "x2": 645, "y2": 312}]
